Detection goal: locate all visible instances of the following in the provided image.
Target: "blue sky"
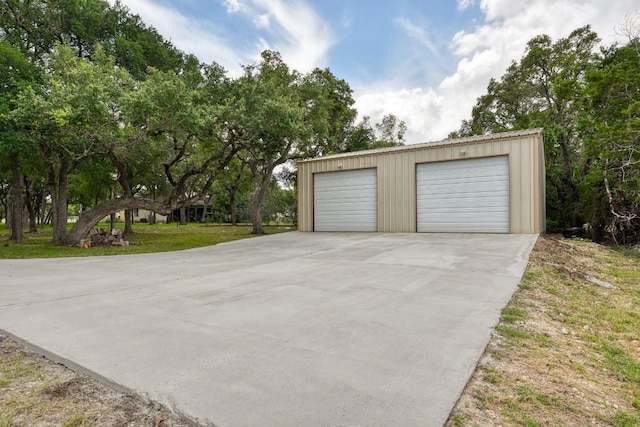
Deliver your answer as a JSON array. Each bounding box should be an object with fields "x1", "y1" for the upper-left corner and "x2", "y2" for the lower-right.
[{"x1": 111, "y1": 0, "x2": 638, "y2": 143}]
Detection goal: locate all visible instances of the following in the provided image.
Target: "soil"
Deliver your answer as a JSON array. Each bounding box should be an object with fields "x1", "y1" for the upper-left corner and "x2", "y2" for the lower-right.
[
  {"x1": 446, "y1": 236, "x2": 640, "y2": 426},
  {"x1": 0, "y1": 334, "x2": 199, "y2": 426}
]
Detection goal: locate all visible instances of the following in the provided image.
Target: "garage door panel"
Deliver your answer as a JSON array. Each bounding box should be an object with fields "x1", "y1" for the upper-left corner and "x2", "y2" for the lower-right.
[
  {"x1": 418, "y1": 186, "x2": 509, "y2": 198},
  {"x1": 421, "y1": 206, "x2": 509, "y2": 214},
  {"x1": 417, "y1": 156, "x2": 510, "y2": 233},
  {"x1": 418, "y1": 224, "x2": 508, "y2": 233},
  {"x1": 315, "y1": 215, "x2": 377, "y2": 223},
  {"x1": 315, "y1": 186, "x2": 376, "y2": 196},
  {"x1": 314, "y1": 169, "x2": 377, "y2": 232},
  {"x1": 418, "y1": 174, "x2": 508, "y2": 186},
  {"x1": 315, "y1": 176, "x2": 375, "y2": 186},
  {"x1": 418, "y1": 193, "x2": 509, "y2": 205},
  {"x1": 418, "y1": 169, "x2": 508, "y2": 183}
]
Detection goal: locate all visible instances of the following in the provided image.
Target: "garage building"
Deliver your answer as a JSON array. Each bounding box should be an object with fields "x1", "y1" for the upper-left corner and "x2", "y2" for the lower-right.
[{"x1": 297, "y1": 128, "x2": 545, "y2": 234}]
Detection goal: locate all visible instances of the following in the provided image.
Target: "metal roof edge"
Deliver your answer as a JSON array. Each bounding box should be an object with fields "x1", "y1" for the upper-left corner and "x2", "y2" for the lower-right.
[{"x1": 296, "y1": 128, "x2": 544, "y2": 163}]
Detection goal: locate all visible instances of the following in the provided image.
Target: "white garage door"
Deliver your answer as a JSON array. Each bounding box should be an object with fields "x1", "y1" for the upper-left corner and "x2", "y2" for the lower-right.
[
  {"x1": 417, "y1": 156, "x2": 510, "y2": 233},
  {"x1": 314, "y1": 168, "x2": 377, "y2": 232}
]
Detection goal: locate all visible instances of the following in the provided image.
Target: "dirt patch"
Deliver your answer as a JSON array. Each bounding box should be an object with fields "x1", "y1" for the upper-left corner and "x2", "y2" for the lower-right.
[
  {"x1": 446, "y1": 235, "x2": 640, "y2": 426},
  {"x1": 0, "y1": 334, "x2": 201, "y2": 426}
]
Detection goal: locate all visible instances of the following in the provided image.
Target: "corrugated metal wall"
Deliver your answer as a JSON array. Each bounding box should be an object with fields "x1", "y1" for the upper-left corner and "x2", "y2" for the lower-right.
[{"x1": 297, "y1": 131, "x2": 545, "y2": 234}]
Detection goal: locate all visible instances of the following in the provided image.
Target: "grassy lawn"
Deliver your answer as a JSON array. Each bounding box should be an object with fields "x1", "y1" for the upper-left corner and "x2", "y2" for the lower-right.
[
  {"x1": 447, "y1": 236, "x2": 640, "y2": 426},
  {"x1": 0, "y1": 223, "x2": 294, "y2": 259}
]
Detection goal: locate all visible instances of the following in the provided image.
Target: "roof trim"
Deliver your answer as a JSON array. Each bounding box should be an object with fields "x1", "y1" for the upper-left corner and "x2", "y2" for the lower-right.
[{"x1": 297, "y1": 128, "x2": 544, "y2": 163}]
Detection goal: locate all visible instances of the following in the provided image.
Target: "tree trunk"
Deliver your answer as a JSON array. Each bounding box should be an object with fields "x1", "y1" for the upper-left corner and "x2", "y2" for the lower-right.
[
  {"x1": 64, "y1": 197, "x2": 171, "y2": 245},
  {"x1": 250, "y1": 168, "x2": 272, "y2": 235},
  {"x1": 230, "y1": 191, "x2": 237, "y2": 226},
  {"x1": 51, "y1": 180, "x2": 68, "y2": 244},
  {"x1": 179, "y1": 206, "x2": 187, "y2": 225},
  {"x1": 558, "y1": 132, "x2": 580, "y2": 225},
  {"x1": 229, "y1": 170, "x2": 244, "y2": 226},
  {"x1": 48, "y1": 157, "x2": 70, "y2": 245},
  {"x1": 250, "y1": 195, "x2": 263, "y2": 234},
  {"x1": 8, "y1": 162, "x2": 24, "y2": 243},
  {"x1": 24, "y1": 177, "x2": 38, "y2": 233},
  {"x1": 40, "y1": 189, "x2": 48, "y2": 230},
  {"x1": 124, "y1": 209, "x2": 134, "y2": 234},
  {"x1": 44, "y1": 209, "x2": 52, "y2": 226}
]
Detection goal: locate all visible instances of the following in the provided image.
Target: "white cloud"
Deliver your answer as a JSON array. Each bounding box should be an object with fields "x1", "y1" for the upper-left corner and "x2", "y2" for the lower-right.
[
  {"x1": 457, "y1": 0, "x2": 476, "y2": 11},
  {"x1": 355, "y1": 0, "x2": 638, "y2": 144},
  {"x1": 249, "y1": 0, "x2": 334, "y2": 72},
  {"x1": 108, "y1": 0, "x2": 246, "y2": 75},
  {"x1": 253, "y1": 13, "x2": 271, "y2": 29},
  {"x1": 109, "y1": 0, "x2": 332, "y2": 75},
  {"x1": 395, "y1": 18, "x2": 438, "y2": 54},
  {"x1": 355, "y1": 87, "x2": 452, "y2": 144},
  {"x1": 222, "y1": 0, "x2": 246, "y2": 14}
]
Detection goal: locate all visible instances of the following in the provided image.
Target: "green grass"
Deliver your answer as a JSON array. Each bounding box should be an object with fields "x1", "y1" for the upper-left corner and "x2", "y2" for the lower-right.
[
  {"x1": 0, "y1": 222, "x2": 294, "y2": 259},
  {"x1": 600, "y1": 342, "x2": 640, "y2": 383},
  {"x1": 500, "y1": 307, "x2": 527, "y2": 324},
  {"x1": 612, "y1": 411, "x2": 640, "y2": 427},
  {"x1": 495, "y1": 324, "x2": 531, "y2": 339},
  {"x1": 0, "y1": 414, "x2": 14, "y2": 427},
  {"x1": 608, "y1": 268, "x2": 640, "y2": 280},
  {"x1": 61, "y1": 415, "x2": 89, "y2": 427},
  {"x1": 447, "y1": 236, "x2": 640, "y2": 427}
]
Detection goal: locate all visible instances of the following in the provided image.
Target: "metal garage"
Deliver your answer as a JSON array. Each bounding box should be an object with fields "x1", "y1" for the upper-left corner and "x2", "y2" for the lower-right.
[
  {"x1": 297, "y1": 128, "x2": 545, "y2": 234},
  {"x1": 416, "y1": 156, "x2": 510, "y2": 233},
  {"x1": 314, "y1": 168, "x2": 377, "y2": 231}
]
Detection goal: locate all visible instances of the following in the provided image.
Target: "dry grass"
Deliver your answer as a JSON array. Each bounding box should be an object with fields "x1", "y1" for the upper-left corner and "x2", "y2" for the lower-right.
[
  {"x1": 0, "y1": 335, "x2": 198, "y2": 426},
  {"x1": 447, "y1": 236, "x2": 640, "y2": 427}
]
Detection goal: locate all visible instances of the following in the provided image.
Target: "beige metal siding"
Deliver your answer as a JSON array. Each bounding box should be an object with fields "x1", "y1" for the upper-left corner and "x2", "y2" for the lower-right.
[{"x1": 297, "y1": 129, "x2": 545, "y2": 234}]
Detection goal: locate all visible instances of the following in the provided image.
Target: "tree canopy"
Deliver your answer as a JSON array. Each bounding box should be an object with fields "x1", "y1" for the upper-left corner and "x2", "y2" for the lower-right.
[
  {"x1": 5, "y1": 0, "x2": 636, "y2": 246},
  {"x1": 1, "y1": 0, "x2": 395, "y2": 243},
  {"x1": 452, "y1": 23, "x2": 640, "y2": 244}
]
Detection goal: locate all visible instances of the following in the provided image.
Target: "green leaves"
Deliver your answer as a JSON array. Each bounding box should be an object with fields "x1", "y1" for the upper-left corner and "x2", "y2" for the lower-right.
[
  {"x1": 454, "y1": 26, "x2": 601, "y2": 229},
  {"x1": 453, "y1": 20, "x2": 640, "y2": 243},
  {"x1": 579, "y1": 39, "x2": 640, "y2": 244}
]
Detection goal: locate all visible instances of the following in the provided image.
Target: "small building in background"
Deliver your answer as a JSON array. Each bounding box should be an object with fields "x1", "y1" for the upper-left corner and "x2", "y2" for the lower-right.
[{"x1": 116, "y1": 209, "x2": 168, "y2": 224}]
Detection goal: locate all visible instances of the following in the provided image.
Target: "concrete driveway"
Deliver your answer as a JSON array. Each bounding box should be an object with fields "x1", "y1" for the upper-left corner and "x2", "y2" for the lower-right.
[{"x1": 0, "y1": 232, "x2": 537, "y2": 426}]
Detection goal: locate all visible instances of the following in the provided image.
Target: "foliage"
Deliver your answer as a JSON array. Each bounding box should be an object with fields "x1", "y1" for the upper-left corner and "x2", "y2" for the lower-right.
[
  {"x1": 223, "y1": 51, "x2": 358, "y2": 234},
  {"x1": 450, "y1": 24, "x2": 640, "y2": 243},
  {"x1": 0, "y1": 0, "x2": 184, "y2": 74},
  {"x1": 0, "y1": 41, "x2": 38, "y2": 242},
  {"x1": 579, "y1": 39, "x2": 640, "y2": 244},
  {"x1": 0, "y1": 1, "x2": 383, "y2": 244},
  {"x1": 342, "y1": 114, "x2": 407, "y2": 153}
]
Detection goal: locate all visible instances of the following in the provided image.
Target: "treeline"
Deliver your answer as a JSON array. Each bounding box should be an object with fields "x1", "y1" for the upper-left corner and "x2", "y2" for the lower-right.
[
  {"x1": 451, "y1": 23, "x2": 640, "y2": 245},
  {"x1": 0, "y1": 0, "x2": 405, "y2": 245}
]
